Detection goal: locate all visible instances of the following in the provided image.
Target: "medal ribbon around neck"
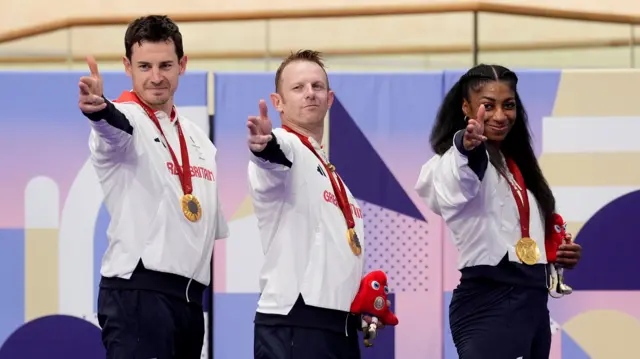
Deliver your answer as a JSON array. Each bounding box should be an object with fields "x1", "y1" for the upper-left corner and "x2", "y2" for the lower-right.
[
  {"x1": 497, "y1": 157, "x2": 539, "y2": 264},
  {"x1": 497, "y1": 157, "x2": 530, "y2": 238},
  {"x1": 115, "y1": 91, "x2": 201, "y2": 222},
  {"x1": 282, "y1": 125, "x2": 360, "y2": 255}
]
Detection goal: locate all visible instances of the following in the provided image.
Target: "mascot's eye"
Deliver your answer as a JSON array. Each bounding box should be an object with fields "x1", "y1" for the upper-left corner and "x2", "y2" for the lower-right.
[
  {"x1": 371, "y1": 281, "x2": 380, "y2": 290},
  {"x1": 554, "y1": 224, "x2": 561, "y2": 233},
  {"x1": 384, "y1": 285, "x2": 389, "y2": 294}
]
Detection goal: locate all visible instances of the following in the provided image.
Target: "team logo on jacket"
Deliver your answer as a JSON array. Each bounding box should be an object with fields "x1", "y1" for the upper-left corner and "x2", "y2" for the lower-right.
[
  {"x1": 317, "y1": 164, "x2": 327, "y2": 177},
  {"x1": 166, "y1": 162, "x2": 216, "y2": 182},
  {"x1": 323, "y1": 190, "x2": 362, "y2": 219}
]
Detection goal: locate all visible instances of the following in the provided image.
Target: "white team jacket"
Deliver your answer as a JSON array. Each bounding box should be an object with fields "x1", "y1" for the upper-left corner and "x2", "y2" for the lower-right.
[
  {"x1": 414, "y1": 130, "x2": 546, "y2": 269},
  {"x1": 248, "y1": 127, "x2": 365, "y2": 315},
  {"x1": 88, "y1": 98, "x2": 229, "y2": 287}
]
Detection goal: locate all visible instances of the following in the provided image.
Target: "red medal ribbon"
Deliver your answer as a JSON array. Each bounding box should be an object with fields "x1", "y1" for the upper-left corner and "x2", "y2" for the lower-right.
[
  {"x1": 282, "y1": 125, "x2": 355, "y2": 230},
  {"x1": 115, "y1": 91, "x2": 193, "y2": 196},
  {"x1": 497, "y1": 158, "x2": 530, "y2": 238}
]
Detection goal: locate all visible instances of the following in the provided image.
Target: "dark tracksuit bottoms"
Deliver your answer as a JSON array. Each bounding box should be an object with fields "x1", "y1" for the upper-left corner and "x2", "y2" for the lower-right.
[
  {"x1": 97, "y1": 260, "x2": 207, "y2": 359},
  {"x1": 254, "y1": 295, "x2": 362, "y2": 359},
  {"x1": 449, "y1": 255, "x2": 551, "y2": 359}
]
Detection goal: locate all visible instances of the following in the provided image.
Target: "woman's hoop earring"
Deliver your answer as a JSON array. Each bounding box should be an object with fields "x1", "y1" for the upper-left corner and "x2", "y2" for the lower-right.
[{"x1": 463, "y1": 116, "x2": 468, "y2": 123}]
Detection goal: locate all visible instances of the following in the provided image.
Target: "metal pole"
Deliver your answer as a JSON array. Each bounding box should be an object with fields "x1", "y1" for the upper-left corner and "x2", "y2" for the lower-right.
[
  {"x1": 630, "y1": 24, "x2": 636, "y2": 68},
  {"x1": 66, "y1": 28, "x2": 74, "y2": 69},
  {"x1": 472, "y1": 11, "x2": 479, "y2": 66},
  {"x1": 264, "y1": 20, "x2": 272, "y2": 71}
]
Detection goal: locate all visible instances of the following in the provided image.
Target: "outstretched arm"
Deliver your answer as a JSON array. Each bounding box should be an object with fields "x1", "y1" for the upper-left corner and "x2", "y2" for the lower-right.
[
  {"x1": 415, "y1": 106, "x2": 489, "y2": 215},
  {"x1": 86, "y1": 100, "x2": 135, "y2": 158},
  {"x1": 247, "y1": 100, "x2": 294, "y2": 198},
  {"x1": 79, "y1": 55, "x2": 135, "y2": 161},
  {"x1": 248, "y1": 129, "x2": 294, "y2": 198}
]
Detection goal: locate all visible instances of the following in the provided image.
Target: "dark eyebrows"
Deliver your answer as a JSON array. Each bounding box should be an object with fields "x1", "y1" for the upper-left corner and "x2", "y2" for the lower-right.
[
  {"x1": 480, "y1": 96, "x2": 515, "y2": 102},
  {"x1": 136, "y1": 61, "x2": 175, "y2": 66}
]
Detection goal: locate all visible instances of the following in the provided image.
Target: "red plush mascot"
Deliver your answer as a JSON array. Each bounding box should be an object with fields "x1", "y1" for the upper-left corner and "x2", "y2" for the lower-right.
[
  {"x1": 350, "y1": 270, "x2": 399, "y2": 347},
  {"x1": 545, "y1": 213, "x2": 573, "y2": 298}
]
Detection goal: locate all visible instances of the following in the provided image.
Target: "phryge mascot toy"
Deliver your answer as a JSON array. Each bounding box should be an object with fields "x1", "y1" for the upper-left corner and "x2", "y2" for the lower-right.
[
  {"x1": 350, "y1": 270, "x2": 399, "y2": 347},
  {"x1": 546, "y1": 213, "x2": 573, "y2": 298}
]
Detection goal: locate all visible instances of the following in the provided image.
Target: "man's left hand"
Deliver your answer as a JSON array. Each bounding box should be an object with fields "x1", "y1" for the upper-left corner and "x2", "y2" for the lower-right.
[{"x1": 556, "y1": 242, "x2": 582, "y2": 269}]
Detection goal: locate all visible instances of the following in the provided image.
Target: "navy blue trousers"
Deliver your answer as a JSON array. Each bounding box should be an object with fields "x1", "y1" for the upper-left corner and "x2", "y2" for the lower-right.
[
  {"x1": 254, "y1": 324, "x2": 361, "y2": 359},
  {"x1": 449, "y1": 279, "x2": 551, "y2": 359},
  {"x1": 97, "y1": 288, "x2": 204, "y2": 359}
]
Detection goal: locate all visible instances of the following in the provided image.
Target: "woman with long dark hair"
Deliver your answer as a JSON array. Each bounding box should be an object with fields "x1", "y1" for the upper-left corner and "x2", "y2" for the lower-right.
[{"x1": 415, "y1": 64, "x2": 582, "y2": 358}]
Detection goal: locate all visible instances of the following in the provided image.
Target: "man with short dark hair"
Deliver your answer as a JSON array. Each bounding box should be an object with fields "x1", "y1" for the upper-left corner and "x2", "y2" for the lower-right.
[
  {"x1": 247, "y1": 50, "x2": 366, "y2": 359},
  {"x1": 78, "y1": 15, "x2": 229, "y2": 359}
]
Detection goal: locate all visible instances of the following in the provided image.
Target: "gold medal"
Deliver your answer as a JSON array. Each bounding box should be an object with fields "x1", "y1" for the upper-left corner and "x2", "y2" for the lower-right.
[
  {"x1": 515, "y1": 237, "x2": 540, "y2": 265},
  {"x1": 347, "y1": 228, "x2": 362, "y2": 256},
  {"x1": 181, "y1": 194, "x2": 202, "y2": 222}
]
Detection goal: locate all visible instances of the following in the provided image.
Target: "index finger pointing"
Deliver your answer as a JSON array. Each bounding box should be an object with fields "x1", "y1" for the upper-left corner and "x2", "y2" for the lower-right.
[
  {"x1": 476, "y1": 104, "x2": 486, "y2": 121},
  {"x1": 258, "y1": 99, "x2": 268, "y2": 120},
  {"x1": 86, "y1": 55, "x2": 100, "y2": 78},
  {"x1": 247, "y1": 117, "x2": 260, "y2": 135}
]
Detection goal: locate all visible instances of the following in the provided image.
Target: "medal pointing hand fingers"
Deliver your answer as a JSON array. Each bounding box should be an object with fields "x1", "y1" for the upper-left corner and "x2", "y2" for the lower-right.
[{"x1": 247, "y1": 99, "x2": 273, "y2": 152}]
